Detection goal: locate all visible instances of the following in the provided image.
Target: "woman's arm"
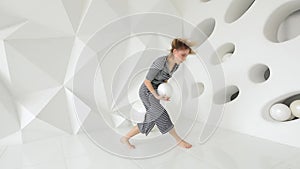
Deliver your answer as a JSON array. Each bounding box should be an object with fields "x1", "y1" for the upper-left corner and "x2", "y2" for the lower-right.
[
  {"x1": 144, "y1": 79, "x2": 158, "y2": 97},
  {"x1": 143, "y1": 57, "x2": 170, "y2": 101}
]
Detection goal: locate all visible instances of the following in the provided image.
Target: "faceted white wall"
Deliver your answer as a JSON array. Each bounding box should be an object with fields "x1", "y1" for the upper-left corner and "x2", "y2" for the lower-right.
[{"x1": 0, "y1": 0, "x2": 300, "y2": 150}]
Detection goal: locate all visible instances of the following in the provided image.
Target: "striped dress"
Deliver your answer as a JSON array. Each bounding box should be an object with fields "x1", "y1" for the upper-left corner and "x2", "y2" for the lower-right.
[{"x1": 137, "y1": 55, "x2": 179, "y2": 136}]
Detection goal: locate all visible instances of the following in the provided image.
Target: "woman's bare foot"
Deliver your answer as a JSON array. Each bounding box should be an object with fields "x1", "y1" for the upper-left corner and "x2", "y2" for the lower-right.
[
  {"x1": 120, "y1": 136, "x2": 135, "y2": 149},
  {"x1": 177, "y1": 140, "x2": 192, "y2": 149}
]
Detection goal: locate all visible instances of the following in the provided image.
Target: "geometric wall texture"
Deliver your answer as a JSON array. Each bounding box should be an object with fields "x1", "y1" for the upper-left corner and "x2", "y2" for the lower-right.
[{"x1": 0, "y1": 0, "x2": 300, "y2": 155}]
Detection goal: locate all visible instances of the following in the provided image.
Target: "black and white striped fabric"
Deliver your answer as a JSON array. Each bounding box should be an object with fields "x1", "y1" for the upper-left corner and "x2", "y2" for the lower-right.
[
  {"x1": 137, "y1": 55, "x2": 180, "y2": 136},
  {"x1": 146, "y1": 55, "x2": 179, "y2": 89}
]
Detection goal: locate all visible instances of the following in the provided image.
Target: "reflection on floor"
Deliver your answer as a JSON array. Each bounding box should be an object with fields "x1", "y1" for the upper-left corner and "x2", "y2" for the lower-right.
[{"x1": 1, "y1": 120, "x2": 300, "y2": 169}]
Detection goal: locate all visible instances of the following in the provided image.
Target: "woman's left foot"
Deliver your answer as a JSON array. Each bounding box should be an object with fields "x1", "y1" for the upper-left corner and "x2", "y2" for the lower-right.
[
  {"x1": 177, "y1": 140, "x2": 192, "y2": 149},
  {"x1": 120, "y1": 136, "x2": 136, "y2": 149}
]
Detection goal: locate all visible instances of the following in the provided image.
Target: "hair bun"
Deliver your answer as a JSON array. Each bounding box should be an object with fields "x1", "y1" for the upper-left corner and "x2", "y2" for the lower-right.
[{"x1": 170, "y1": 38, "x2": 196, "y2": 54}]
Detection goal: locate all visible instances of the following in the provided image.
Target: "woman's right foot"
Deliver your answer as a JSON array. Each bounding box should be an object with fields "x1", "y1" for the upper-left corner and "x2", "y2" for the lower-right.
[
  {"x1": 177, "y1": 140, "x2": 192, "y2": 149},
  {"x1": 120, "y1": 136, "x2": 136, "y2": 149}
]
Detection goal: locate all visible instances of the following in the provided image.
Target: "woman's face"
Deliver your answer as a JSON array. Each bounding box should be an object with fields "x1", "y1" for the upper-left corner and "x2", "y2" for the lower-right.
[{"x1": 173, "y1": 48, "x2": 190, "y2": 64}]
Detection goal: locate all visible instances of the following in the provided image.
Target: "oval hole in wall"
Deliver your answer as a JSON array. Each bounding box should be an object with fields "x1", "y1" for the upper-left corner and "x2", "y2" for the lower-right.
[
  {"x1": 263, "y1": 93, "x2": 300, "y2": 122},
  {"x1": 264, "y1": 1, "x2": 300, "y2": 42},
  {"x1": 282, "y1": 94, "x2": 300, "y2": 107},
  {"x1": 191, "y1": 82, "x2": 205, "y2": 98},
  {"x1": 213, "y1": 85, "x2": 239, "y2": 104},
  {"x1": 249, "y1": 64, "x2": 270, "y2": 83},
  {"x1": 189, "y1": 18, "x2": 216, "y2": 48},
  {"x1": 277, "y1": 9, "x2": 300, "y2": 42},
  {"x1": 211, "y1": 43, "x2": 235, "y2": 65},
  {"x1": 225, "y1": 0, "x2": 255, "y2": 23}
]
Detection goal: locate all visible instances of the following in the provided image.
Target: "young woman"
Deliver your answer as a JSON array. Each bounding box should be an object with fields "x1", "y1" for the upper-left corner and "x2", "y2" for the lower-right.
[{"x1": 120, "y1": 38, "x2": 195, "y2": 149}]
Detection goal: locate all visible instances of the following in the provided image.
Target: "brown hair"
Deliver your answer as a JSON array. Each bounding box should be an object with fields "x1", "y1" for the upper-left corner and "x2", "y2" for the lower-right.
[{"x1": 170, "y1": 38, "x2": 193, "y2": 54}]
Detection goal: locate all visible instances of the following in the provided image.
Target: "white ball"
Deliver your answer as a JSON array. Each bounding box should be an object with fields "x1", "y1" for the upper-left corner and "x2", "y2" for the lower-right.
[
  {"x1": 290, "y1": 100, "x2": 300, "y2": 118},
  {"x1": 130, "y1": 101, "x2": 146, "y2": 123},
  {"x1": 269, "y1": 103, "x2": 291, "y2": 121},
  {"x1": 157, "y1": 83, "x2": 173, "y2": 97}
]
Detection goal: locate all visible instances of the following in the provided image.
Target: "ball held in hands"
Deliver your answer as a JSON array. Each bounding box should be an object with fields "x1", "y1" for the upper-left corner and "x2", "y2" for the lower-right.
[{"x1": 157, "y1": 82, "x2": 173, "y2": 98}]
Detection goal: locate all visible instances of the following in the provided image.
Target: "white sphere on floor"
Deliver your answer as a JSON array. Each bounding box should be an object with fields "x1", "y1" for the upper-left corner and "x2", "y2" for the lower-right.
[
  {"x1": 130, "y1": 101, "x2": 146, "y2": 123},
  {"x1": 269, "y1": 103, "x2": 291, "y2": 121},
  {"x1": 157, "y1": 82, "x2": 173, "y2": 97},
  {"x1": 290, "y1": 100, "x2": 300, "y2": 118}
]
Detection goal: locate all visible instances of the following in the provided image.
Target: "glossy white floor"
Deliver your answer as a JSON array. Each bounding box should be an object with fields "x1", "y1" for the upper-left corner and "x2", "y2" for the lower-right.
[{"x1": 1, "y1": 119, "x2": 299, "y2": 169}]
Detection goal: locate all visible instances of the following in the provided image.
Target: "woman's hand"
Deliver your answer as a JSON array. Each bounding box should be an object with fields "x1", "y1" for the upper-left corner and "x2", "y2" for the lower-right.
[
  {"x1": 154, "y1": 93, "x2": 170, "y2": 101},
  {"x1": 163, "y1": 96, "x2": 170, "y2": 101}
]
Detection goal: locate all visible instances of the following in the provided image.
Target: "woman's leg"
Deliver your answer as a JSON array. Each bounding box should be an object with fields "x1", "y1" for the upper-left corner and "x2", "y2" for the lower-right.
[
  {"x1": 121, "y1": 84, "x2": 150, "y2": 149},
  {"x1": 120, "y1": 125, "x2": 140, "y2": 149},
  {"x1": 147, "y1": 96, "x2": 192, "y2": 149},
  {"x1": 168, "y1": 127, "x2": 192, "y2": 149}
]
